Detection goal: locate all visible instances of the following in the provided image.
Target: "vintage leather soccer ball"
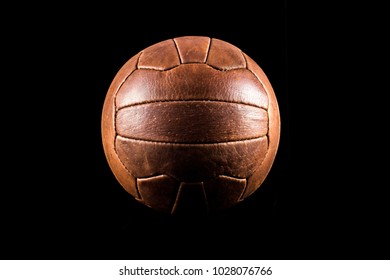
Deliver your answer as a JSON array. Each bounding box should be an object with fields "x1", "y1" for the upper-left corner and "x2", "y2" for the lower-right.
[{"x1": 101, "y1": 36, "x2": 280, "y2": 215}]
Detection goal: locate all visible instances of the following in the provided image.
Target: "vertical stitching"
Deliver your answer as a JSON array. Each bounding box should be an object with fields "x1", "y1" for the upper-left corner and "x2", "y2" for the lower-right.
[
  {"x1": 242, "y1": 51, "x2": 248, "y2": 69},
  {"x1": 172, "y1": 38, "x2": 183, "y2": 64},
  {"x1": 204, "y1": 37, "x2": 212, "y2": 64}
]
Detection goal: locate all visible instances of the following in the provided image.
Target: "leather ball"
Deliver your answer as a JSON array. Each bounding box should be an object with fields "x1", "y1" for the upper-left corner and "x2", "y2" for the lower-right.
[{"x1": 101, "y1": 36, "x2": 280, "y2": 215}]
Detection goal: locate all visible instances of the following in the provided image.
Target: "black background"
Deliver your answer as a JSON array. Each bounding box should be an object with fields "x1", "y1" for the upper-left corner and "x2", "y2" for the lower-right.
[{"x1": 2, "y1": 2, "x2": 388, "y2": 260}]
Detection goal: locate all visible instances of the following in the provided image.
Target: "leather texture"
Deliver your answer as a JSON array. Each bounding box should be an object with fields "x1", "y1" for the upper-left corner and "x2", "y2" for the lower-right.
[{"x1": 101, "y1": 36, "x2": 281, "y2": 215}]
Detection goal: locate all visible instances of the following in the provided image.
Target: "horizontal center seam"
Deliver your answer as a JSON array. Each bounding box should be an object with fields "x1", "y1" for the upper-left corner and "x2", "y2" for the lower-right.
[
  {"x1": 116, "y1": 135, "x2": 267, "y2": 145},
  {"x1": 116, "y1": 99, "x2": 267, "y2": 111}
]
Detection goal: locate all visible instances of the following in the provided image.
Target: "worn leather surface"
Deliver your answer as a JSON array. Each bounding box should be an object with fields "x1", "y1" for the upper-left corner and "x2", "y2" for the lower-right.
[{"x1": 101, "y1": 36, "x2": 281, "y2": 215}]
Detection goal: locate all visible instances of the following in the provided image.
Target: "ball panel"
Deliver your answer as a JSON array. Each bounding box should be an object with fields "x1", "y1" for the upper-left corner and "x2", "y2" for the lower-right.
[
  {"x1": 244, "y1": 53, "x2": 281, "y2": 139},
  {"x1": 138, "y1": 39, "x2": 180, "y2": 70},
  {"x1": 101, "y1": 53, "x2": 140, "y2": 198},
  {"x1": 135, "y1": 174, "x2": 249, "y2": 214},
  {"x1": 206, "y1": 38, "x2": 246, "y2": 70},
  {"x1": 107, "y1": 52, "x2": 141, "y2": 95},
  {"x1": 244, "y1": 154, "x2": 274, "y2": 198},
  {"x1": 242, "y1": 53, "x2": 281, "y2": 198},
  {"x1": 115, "y1": 136, "x2": 268, "y2": 182},
  {"x1": 173, "y1": 36, "x2": 210, "y2": 63},
  {"x1": 203, "y1": 175, "x2": 247, "y2": 212},
  {"x1": 116, "y1": 101, "x2": 268, "y2": 143},
  {"x1": 115, "y1": 65, "x2": 268, "y2": 109},
  {"x1": 171, "y1": 182, "x2": 208, "y2": 215},
  {"x1": 137, "y1": 175, "x2": 179, "y2": 213}
]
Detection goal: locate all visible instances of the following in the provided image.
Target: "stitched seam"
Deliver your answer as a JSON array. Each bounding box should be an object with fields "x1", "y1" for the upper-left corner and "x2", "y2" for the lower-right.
[
  {"x1": 138, "y1": 62, "x2": 246, "y2": 72},
  {"x1": 241, "y1": 50, "x2": 248, "y2": 69},
  {"x1": 172, "y1": 38, "x2": 183, "y2": 64},
  {"x1": 204, "y1": 37, "x2": 212, "y2": 63},
  {"x1": 239, "y1": 178, "x2": 249, "y2": 201},
  {"x1": 116, "y1": 99, "x2": 267, "y2": 110},
  {"x1": 116, "y1": 135, "x2": 266, "y2": 145}
]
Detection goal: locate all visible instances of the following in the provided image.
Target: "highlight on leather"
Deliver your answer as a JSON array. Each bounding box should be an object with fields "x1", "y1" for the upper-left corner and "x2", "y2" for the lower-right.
[{"x1": 101, "y1": 36, "x2": 281, "y2": 215}]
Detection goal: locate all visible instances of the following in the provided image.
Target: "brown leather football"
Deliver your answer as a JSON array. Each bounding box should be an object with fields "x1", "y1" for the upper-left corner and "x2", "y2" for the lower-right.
[{"x1": 101, "y1": 36, "x2": 280, "y2": 215}]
